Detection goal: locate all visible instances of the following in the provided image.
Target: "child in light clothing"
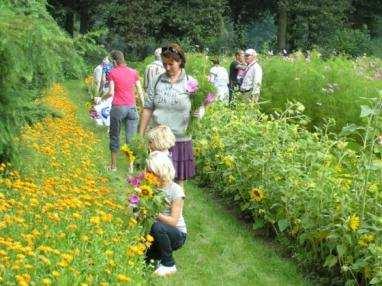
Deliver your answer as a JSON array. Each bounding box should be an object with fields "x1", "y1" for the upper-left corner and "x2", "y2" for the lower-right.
[
  {"x1": 145, "y1": 151, "x2": 187, "y2": 276},
  {"x1": 146, "y1": 125, "x2": 176, "y2": 155}
]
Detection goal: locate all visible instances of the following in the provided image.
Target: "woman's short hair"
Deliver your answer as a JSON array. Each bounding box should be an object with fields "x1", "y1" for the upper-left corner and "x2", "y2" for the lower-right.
[
  {"x1": 147, "y1": 125, "x2": 176, "y2": 151},
  {"x1": 161, "y1": 43, "x2": 186, "y2": 68},
  {"x1": 235, "y1": 50, "x2": 244, "y2": 57},
  {"x1": 110, "y1": 50, "x2": 125, "y2": 65},
  {"x1": 146, "y1": 151, "x2": 175, "y2": 184}
]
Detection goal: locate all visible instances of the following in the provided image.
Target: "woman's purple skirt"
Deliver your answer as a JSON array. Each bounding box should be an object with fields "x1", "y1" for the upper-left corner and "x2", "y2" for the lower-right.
[{"x1": 169, "y1": 140, "x2": 196, "y2": 181}]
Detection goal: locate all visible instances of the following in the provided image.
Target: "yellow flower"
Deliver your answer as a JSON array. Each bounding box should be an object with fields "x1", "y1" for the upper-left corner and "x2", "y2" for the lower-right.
[
  {"x1": 16, "y1": 274, "x2": 31, "y2": 286},
  {"x1": 222, "y1": 155, "x2": 235, "y2": 168},
  {"x1": 42, "y1": 278, "x2": 52, "y2": 285},
  {"x1": 84, "y1": 75, "x2": 93, "y2": 87},
  {"x1": 144, "y1": 171, "x2": 163, "y2": 187},
  {"x1": 249, "y1": 187, "x2": 265, "y2": 202},
  {"x1": 348, "y1": 215, "x2": 360, "y2": 231},
  {"x1": 146, "y1": 234, "x2": 154, "y2": 242},
  {"x1": 52, "y1": 271, "x2": 60, "y2": 278},
  {"x1": 358, "y1": 233, "x2": 375, "y2": 247},
  {"x1": 139, "y1": 185, "x2": 153, "y2": 197},
  {"x1": 116, "y1": 274, "x2": 131, "y2": 283},
  {"x1": 90, "y1": 216, "x2": 101, "y2": 225},
  {"x1": 128, "y1": 218, "x2": 137, "y2": 228},
  {"x1": 121, "y1": 144, "x2": 135, "y2": 163}
]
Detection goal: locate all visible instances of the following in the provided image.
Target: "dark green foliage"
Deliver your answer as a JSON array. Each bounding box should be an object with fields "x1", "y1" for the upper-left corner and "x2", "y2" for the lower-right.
[
  {"x1": 244, "y1": 12, "x2": 278, "y2": 52},
  {"x1": 73, "y1": 28, "x2": 108, "y2": 69},
  {"x1": 0, "y1": 1, "x2": 86, "y2": 162},
  {"x1": 324, "y1": 28, "x2": 373, "y2": 57}
]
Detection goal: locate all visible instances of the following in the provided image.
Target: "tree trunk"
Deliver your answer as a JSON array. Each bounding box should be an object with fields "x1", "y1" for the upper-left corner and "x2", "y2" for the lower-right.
[
  {"x1": 65, "y1": 11, "x2": 74, "y2": 37},
  {"x1": 79, "y1": 11, "x2": 90, "y2": 34},
  {"x1": 277, "y1": 2, "x2": 288, "y2": 51}
]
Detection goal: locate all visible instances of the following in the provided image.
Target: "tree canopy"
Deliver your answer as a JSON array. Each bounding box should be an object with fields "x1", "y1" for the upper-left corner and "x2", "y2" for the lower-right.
[{"x1": 47, "y1": 0, "x2": 382, "y2": 58}]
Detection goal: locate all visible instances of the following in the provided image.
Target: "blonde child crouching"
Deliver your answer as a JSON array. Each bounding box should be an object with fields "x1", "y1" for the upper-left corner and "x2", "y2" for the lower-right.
[{"x1": 145, "y1": 151, "x2": 187, "y2": 276}]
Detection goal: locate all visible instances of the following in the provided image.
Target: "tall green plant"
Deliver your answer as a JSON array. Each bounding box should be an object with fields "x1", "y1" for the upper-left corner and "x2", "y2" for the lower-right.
[{"x1": 0, "y1": 1, "x2": 86, "y2": 162}]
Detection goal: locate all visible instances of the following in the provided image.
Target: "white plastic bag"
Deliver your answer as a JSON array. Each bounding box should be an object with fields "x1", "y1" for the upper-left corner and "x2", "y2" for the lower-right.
[{"x1": 92, "y1": 97, "x2": 113, "y2": 126}]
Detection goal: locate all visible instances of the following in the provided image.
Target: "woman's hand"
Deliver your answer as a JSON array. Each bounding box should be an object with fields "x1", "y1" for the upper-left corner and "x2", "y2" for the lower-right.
[{"x1": 193, "y1": 105, "x2": 205, "y2": 119}]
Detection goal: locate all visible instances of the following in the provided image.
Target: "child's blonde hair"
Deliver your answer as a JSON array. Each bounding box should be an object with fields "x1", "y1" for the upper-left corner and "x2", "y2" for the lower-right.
[
  {"x1": 146, "y1": 151, "x2": 175, "y2": 184},
  {"x1": 147, "y1": 125, "x2": 176, "y2": 151}
]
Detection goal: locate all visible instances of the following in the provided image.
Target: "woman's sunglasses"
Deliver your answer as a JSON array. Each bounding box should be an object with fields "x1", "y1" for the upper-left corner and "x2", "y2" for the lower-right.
[{"x1": 162, "y1": 46, "x2": 179, "y2": 55}]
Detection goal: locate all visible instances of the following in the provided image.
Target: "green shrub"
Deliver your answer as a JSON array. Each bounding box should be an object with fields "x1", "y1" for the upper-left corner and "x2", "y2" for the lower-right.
[
  {"x1": 73, "y1": 29, "x2": 109, "y2": 71},
  {"x1": 323, "y1": 28, "x2": 373, "y2": 57},
  {"x1": 193, "y1": 101, "x2": 381, "y2": 285},
  {"x1": 0, "y1": 1, "x2": 86, "y2": 162},
  {"x1": 259, "y1": 53, "x2": 382, "y2": 133}
]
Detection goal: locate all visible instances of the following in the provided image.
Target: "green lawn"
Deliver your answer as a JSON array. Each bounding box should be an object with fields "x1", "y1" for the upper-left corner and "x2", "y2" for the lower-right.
[{"x1": 65, "y1": 80, "x2": 311, "y2": 286}]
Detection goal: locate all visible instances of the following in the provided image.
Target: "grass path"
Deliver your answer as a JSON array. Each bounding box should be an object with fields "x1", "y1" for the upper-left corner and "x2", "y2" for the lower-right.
[{"x1": 65, "y1": 80, "x2": 311, "y2": 286}]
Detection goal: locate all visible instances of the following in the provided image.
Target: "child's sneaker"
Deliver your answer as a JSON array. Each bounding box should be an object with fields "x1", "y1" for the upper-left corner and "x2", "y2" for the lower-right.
[{"x1": 154, "y1": 264, "x2": 177, "y2": 276}]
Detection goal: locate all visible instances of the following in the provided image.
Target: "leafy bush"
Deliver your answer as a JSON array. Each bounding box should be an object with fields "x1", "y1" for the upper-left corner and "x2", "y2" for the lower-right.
[
  {"x1": 193, "y1": 101, "x2": 381, "y2": 285},
  {"x1": 73, "y1": 29, "x2": 108, "y2": 71},
  {"x1": 0, "y1": 1, "x2": 86, "y2": 162},
  {"x1": 323, "y1": 28, "x2": 373, "y2": 57},
  {"x1": 259, "y1": 53, "x2": 382, "y2": 133}
]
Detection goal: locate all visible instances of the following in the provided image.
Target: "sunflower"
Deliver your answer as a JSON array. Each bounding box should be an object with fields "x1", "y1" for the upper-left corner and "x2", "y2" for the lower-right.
[
  {"x1": 347, "y1": 214, "x2": 360, "y2": 231},
  {"x1": 358, "y1": 233, "x2": 375, "y2": 247},
  {"x1": 120, "y1": 144, "x2": 135, "y2": 163},
  {"x1": 139, "y1": 185, "x2": 153, "y2": 197},
  {"x1": 249, "y1": 187, "x2": 265, "y2": 202},
  {"x1": 84, "y1": 75, "x2": 93, "y2": 87}
]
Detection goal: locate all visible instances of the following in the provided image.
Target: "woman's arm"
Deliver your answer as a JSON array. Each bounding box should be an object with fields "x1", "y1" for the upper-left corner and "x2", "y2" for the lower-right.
[
  {"x1": 157, "y1": 198, "x2": 183, "y2": 227},
  {"x1": 135, "y1": 80, "x2": 145, "y2": 106},
  {"x1": 139, "y1": 108, "x2": 153, "y2": 135}
]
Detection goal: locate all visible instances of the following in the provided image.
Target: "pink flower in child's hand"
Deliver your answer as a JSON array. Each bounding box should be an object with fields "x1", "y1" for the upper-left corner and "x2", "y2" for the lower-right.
[
  {"x1": 204, "y1": 92, "x2": 216, "y2": 106},
  {"x1": 129, "y1": 195, "x2": 140, "y2": 206},
  {"x1": 185, "y1": 79, "x2": 199, "y2": 93}
]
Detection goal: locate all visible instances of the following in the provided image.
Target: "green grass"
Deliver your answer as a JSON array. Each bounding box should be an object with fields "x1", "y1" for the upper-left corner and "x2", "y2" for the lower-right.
[{"x1": 65, "y1": 80, "x2": 311, "y2": 286}]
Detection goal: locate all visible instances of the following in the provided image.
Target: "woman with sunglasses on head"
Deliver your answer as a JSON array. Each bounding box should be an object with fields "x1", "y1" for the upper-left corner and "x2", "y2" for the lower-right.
[{"x1": 139, "y1": 43, "x2": 196, "y2": 187}]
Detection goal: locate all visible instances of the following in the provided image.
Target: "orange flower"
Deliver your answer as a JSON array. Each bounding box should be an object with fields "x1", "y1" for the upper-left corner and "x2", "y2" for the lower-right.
[{"x1": 144, "y1": 171, "x2": 162, "y2": 187}]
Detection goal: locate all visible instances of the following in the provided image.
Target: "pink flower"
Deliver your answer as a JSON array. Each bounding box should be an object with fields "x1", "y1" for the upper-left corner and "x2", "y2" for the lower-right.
[
  {"x1": 204, "y1": 92, "x2": 216, "y2": 106},
  {"x1": 127, "y1": 175, "x2": 142, "y2": 187},
  {"x1": 185, "y1": 79, "x2": 199, "y2": 93},
  {"x1": 129, "y1": 195, "x2": 140, "y2": 206}
]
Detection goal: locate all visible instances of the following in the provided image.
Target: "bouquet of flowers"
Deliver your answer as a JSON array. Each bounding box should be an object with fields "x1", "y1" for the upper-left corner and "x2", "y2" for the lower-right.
[
  {"x1": 126, "y1": 171, "x2": 165, "y2": 228},
  {"x1": 185, "y1": 77, "x2": 216, "y2": 132}
]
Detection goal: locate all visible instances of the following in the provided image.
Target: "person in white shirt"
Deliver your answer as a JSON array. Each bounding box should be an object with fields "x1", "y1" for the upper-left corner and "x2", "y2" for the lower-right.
[
  {"x1": 208, "y1": 58, "x2": 229, "y2": 103},
  {"x1": 144, "y1": 48, "x2": 165, "y2": 91},
  {"x1": 93, "y1": 62, "x2": 103, "y2": 94},
  {"x1": 240, "y1": 48, "x2": 263, "y2": 102}
]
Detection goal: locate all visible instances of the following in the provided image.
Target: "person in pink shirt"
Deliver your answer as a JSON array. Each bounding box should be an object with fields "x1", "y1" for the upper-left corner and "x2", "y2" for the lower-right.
[{"x1": 104, "y1": 50, "x2": 144, "y2": 171}]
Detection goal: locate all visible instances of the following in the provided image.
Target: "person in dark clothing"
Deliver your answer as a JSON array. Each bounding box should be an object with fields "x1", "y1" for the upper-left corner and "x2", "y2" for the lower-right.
[{"x1": 228, "y1": 50, "x2": 246, "y2": 103}]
